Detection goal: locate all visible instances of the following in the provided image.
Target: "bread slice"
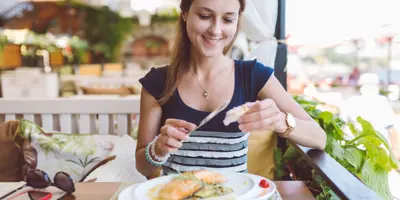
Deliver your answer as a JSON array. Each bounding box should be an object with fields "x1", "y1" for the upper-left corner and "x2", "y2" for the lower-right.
[{"x1": 223, "y1": 105, "x2": 250, "y2": 126}]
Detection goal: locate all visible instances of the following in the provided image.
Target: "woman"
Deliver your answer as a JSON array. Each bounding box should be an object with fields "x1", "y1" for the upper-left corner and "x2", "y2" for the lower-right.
[{"x1": 136, "y1": 0, "x2": 326, "y2": 178}]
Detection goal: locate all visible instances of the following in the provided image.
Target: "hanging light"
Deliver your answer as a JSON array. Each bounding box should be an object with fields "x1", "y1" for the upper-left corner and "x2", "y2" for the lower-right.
[
  {"x1": 130, "y1": 0, "x2": 179, "y2": 26},
  {"x1": 131, "y1": 0, "x2": 159, "y2": 26}
]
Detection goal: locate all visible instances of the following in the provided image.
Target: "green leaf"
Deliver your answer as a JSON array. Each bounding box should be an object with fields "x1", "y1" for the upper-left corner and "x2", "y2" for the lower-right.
[
  {"x1": 282, "y1": 145, "x2": 300, "y2": 163},
  {"x1": 356, "y1": 136, "x2": 381, "y2": 148},
  {"x1": 348, "y1": 123, "x2": 359, "y2": 136},
  {"x1": 320, "y1": 112, "x2": 334, "y2": 124},
  {"x1": 360, "y1": 159, "x2": 392, "y2": 200},
  {"x1": 324, "y1": 131, "x2": 334, "y2": 153},
  {"x1": 328, "y1": 190, "x2": 342, "y2": 200},
  {"x1": 363, "y1": 142, "x2": 378, "y2": 159},
  {"x1": 374, "y1": 147, "x2": 391, "y2": 171},
  {"x1": 342, "y1": 147, "x2": 365, "y2": 171},
  {"x1": 329, "y1": 141, "x2": 345, "y2": 161},
  {"x1": 356, "y1": 117, "x2": 375, "y2": 134},
  {"x1": 332, "y1": 122, "x2": 345, "y2": 138},
  {"x1": 273, "y1": 148, "x2": 286, "y2": 179}
]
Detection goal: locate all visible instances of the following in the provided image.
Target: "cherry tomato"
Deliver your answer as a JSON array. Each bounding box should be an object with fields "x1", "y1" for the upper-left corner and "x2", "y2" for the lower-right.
[{"x1": 259, "y1": 179, "x2": 270, "y2": 188}]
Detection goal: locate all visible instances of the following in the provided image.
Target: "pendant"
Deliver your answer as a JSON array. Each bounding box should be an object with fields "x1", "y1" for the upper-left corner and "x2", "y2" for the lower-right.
[{"x1": 203, "y1": 91, "x2": 208, "y2": 98}]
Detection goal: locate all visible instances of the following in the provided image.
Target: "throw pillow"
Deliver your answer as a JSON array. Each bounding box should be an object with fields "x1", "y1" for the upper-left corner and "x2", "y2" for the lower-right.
[
  {"x1": 17, "y1": 119, "x2": 115, "y2": 182},
  {"x1": 84, "y1": 135, "x2": 146, "y2": 183}
]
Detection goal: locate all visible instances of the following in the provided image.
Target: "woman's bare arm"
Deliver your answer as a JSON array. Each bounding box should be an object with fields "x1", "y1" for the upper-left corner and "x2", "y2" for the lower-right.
[
  {"x1": 258, "y1": 75, "x2": 326, "y2": 150},
  {"x1": 135, "y1": 89, "x2": 163, "y2": 177}
]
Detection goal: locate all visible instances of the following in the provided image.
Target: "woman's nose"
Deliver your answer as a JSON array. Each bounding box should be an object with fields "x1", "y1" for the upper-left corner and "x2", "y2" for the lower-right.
[{"x1": 208, "y1": 19, "x2": 223, "y2": 35}]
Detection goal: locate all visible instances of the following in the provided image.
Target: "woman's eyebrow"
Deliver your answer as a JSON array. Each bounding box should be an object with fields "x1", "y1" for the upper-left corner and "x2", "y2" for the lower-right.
[{"x1": 197, "y1": 7, "x2": 237, "y2": 15}]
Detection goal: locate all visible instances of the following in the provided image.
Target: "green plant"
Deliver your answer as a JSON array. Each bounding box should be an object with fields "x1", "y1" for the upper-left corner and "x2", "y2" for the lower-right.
[
  {"x1": 80, "y1": 5, "x2": 133, "y2": 62},
  {"x1": 68, "y1": 36, "x2": 89, "y2": 63},
  {"x1": 0, "y1": 35, "x2": 7, "y2": 62},
  {"x1": 150, "y1": 7, "x2": 180, "y2": 22},
  {"x1": 276, "y1": 96, "x2": 399, "y2": 200}
]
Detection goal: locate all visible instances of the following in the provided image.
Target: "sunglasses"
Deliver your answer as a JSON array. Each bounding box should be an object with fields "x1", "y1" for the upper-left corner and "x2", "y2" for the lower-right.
[
  {"x1": 6, "y1": 190, "x2": 52, "y2": 200},
  {"x1": 0, "y1": 169, "x2": 75, "y2": 200}
]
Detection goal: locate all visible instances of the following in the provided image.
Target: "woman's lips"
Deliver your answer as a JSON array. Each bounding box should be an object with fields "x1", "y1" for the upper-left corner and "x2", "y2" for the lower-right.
[{"x1": 202, "y1": 36, "x2": 222, "y2": 46}]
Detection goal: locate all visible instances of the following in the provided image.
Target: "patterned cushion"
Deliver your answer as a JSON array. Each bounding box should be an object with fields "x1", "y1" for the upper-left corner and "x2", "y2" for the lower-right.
[
  {"x1": 17, "y1": 119, "x2": 114, "y2": 182},
  {"x1": 84, "y1": 135, "x2": 146, "y2": 182}
]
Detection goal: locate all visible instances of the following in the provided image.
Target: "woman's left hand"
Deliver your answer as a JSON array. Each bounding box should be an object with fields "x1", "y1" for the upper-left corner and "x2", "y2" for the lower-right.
[{"x1": 237, "y1": 99, "x2": 283, "y2": 132}]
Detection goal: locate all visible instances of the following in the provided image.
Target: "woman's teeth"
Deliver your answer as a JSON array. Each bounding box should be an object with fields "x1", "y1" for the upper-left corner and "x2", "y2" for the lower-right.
[{"x1": 204, "y1": 36, "x2": 221, "y2": 43}]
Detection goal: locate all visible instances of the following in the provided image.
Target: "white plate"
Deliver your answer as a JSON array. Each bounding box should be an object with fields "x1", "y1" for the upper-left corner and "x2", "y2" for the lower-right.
[{"x1": 118, "y1": 172, "x2": 276, "y2": 200}]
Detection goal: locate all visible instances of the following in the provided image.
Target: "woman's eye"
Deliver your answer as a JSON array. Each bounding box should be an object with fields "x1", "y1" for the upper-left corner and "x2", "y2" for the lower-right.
[
  {"x1": 224, "y1": 18, "x2": 234, "y2": 23},
  {"x1": 199, "y1": 15, "x2": 211, "y2": 19}
]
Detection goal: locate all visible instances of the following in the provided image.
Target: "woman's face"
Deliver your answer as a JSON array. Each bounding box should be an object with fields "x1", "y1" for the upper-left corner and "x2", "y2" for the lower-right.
[{"x1": 183, "y1": 0, "x2": 241, "y2": 58}]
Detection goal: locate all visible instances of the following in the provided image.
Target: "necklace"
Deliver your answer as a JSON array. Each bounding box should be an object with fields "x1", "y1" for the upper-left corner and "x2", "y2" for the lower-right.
[
  {"x1": 190, "y1": 70, "x2": 209, "y2": 98},
  {"x1": 190, "y1": 67, "x2": 230, "y2": 99}
]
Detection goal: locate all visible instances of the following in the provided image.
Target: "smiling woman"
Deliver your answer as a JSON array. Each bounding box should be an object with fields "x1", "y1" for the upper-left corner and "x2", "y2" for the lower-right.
[{"x1": 135, "y1": 0, "x2": 327, "y2": 179}]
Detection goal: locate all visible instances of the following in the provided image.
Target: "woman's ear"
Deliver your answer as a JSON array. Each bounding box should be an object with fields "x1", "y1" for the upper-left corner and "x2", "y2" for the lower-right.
[{"x1": 182, "y1": 12, "x2": 188, "y2": 22}]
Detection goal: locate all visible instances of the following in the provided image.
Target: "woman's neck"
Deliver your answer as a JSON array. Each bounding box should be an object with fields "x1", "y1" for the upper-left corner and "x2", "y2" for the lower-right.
[{"x1": 189, "y1": 52, "x2": 229, "y2": 78}]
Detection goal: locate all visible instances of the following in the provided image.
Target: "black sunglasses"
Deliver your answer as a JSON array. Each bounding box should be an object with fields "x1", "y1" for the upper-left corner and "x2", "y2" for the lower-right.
[{"x1": 0, "y1": 169, "x2": 75, "y2": 200}]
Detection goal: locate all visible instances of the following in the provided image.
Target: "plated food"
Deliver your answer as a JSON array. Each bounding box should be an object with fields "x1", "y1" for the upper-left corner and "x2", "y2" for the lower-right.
[
  {"x1": 156, "y1": 170, "x2": 233, "y2": 200},
  {"x1": 118, "y1": 171, "x2": 276, "y2": 200}
]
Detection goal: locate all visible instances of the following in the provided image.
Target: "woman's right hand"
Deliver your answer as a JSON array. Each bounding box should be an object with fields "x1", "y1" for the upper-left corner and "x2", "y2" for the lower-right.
[{"x1": 155, "y1": 119, "x2": 197, "y2": 156}]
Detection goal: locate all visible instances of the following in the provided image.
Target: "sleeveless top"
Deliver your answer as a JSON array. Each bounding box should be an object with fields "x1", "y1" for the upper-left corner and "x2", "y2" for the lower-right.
[{"x1": 139, "y1": 59, "x2": 274, "y2": 175}]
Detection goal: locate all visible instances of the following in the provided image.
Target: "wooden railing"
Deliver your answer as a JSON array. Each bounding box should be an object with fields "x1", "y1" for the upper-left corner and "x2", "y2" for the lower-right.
[
  {"x1": 292, "y1": 143, "x2": 380, "y2": 200},
  {"x1": 0, "y1": 97, "x2": 140, "y2": 135}
]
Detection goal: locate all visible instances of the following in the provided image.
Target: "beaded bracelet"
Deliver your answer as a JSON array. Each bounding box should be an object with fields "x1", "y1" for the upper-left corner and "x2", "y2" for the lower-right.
[
  {"x1": 145, "y1": 136, "x2": 170, "y2": 167},
  {"x1": 150, "y1": 136, "x2": 170, "y2": 161}
]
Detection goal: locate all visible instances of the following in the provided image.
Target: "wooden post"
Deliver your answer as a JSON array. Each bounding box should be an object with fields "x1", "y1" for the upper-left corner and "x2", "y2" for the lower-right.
[
  {"x1": 274, "y1": 0, "x2": 287, "y2": 90},
  {"x1": 274, "y1": 0, "x2": 289, "y2": 153}
]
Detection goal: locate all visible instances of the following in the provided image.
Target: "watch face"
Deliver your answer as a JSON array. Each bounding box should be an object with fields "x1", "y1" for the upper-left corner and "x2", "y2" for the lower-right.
[{"x1": 287, "y1": 113, "x2": 296, "y2": 127}]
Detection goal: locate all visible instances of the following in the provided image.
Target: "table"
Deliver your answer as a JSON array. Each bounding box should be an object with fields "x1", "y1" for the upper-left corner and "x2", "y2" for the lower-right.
[{"x1": 64, "y1": 181, "x2": 315, "y2": 200}]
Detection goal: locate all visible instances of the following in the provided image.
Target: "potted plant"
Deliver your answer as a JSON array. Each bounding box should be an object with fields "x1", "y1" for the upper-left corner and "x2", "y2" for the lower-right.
[{"x1": 275, "y1": 96, "x2": 399, "y2": 200}]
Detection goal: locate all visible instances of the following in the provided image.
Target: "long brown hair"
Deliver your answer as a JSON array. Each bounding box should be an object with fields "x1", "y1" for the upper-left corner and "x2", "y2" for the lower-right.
[{"x1": 158, "y1": 0, "x2": 246, "y2": 105}]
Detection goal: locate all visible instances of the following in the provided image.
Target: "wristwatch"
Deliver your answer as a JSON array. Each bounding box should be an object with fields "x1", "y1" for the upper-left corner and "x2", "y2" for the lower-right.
[{"x1": 279, "y1": 112, "x2": 296, "y2": 138}]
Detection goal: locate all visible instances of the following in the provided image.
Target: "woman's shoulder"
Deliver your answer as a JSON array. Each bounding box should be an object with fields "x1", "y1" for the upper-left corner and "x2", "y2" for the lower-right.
[
  {"x1": 235, "y1": 59, "x2": 274, "y2": 74},
  {"x1": 144, "y1": 65, "x2": 168, "y2": 77},
  {"x1": 139, "y1": 65, "x2": 168, "y2": 100}
]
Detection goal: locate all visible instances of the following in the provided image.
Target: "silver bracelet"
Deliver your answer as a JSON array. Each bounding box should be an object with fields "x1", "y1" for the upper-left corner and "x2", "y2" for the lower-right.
[{"x1": 150, "y1": 136, "x2": 170, "y2": 161}]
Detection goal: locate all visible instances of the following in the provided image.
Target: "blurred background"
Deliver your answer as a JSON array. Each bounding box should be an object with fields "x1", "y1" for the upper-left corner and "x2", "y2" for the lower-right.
[
  {"x1": 1, "y1": 0, "x2": 400, "y2": 198},
  {"x1": 0, "y1": 0, "x2": 400, "y2": 120}
]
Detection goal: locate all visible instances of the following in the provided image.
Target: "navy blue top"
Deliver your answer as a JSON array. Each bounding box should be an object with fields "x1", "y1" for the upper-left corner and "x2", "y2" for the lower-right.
[{"x1": 139, "y1": 59, "x2": 274, "y2": 133}]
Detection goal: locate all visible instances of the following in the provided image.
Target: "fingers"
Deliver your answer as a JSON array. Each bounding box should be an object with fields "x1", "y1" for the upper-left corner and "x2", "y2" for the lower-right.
[
  {"x1": 157, "y1": 118, "x2": 195, "y2": 154},
  {"x1": 239, "y1": 113, "x2": 280, "y2": 132},
  {"x1": 160, "y1": 126, "x2": 189, "y2": 141},
  {"x1": 238, "y1": 107, "x2": 278, "y2": 124},
  {"x1": 157, "y1": 134, "x2": 183, "y2": 153},
  {"x1": 165, "y1": 119, "x2": 197, "y2": 131},
  {"x1": 239, "y1": 100, "x2": 279, "y2": 124},
  {"x1": 245, "y1": 99, "x2": 275, "y2": 114}
]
